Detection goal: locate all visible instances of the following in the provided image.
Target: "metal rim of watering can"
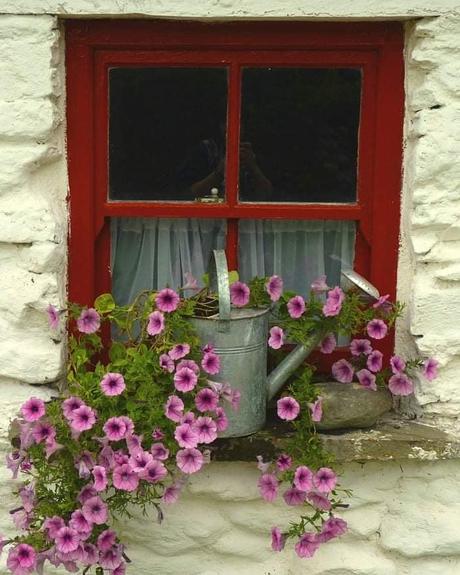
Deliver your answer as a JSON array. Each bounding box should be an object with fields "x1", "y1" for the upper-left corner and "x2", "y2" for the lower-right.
[{"x1": 208, "y1": 250, "x2": 231, "y2": 328}]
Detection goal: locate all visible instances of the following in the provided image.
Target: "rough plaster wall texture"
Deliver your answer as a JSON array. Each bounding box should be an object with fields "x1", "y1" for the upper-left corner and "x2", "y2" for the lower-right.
[
  {"x1": 399, "y1": 16, "x2": 460, "y2": 431},
  {"x1": 0, "y1": 15, "x2": 66, "y2": 385}
]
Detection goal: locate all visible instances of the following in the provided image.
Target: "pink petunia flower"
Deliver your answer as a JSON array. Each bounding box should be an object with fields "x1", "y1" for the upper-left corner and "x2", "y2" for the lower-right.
[
  {"x1": 81, "y1": 542, "x2": 98, "y2": 565},
  {"x1": 390, "y1": 355, "x2": 406, "y2": 374},
  {"x1": 7, "y1": 543, "x2": 37, "y2": 573},
  {"x1": 47, "y1": 304, "x2": 61, "y2": 329},
  {"x1": 277, "y1": 396, "x2": 300, "y2": 421},
  {"x1": 287, "y1": 295, "x2": 305, "y2": 319},
  {"x1": 78, "y1": 485, "x2": 98, "y2": 504},
  {"x1": 195, "y1": 388, "x2": 219, "y2": 412},
  {"x1": 176, "y1": 448, "x2": 204, "y2": 474},
  {"x1": 313, "y1": 467, "x2": 337, "y2": 493},
  {"x1": 283, "y1": 487, "x2": 306, "y2": 506},
  {"x1": 181, "y1": 411, "x2": 195, "y2": 425},
  {"x1": 62, "y1": 396, "x2": 84, "y2": 420},
  {"x1": 268, "y1": 326, "x2": 284, "y2": 350},
  {"x1": 77, "y1": 308, "x2": 100, "y2": 334},
  {"x1": 92, "y1": 465, "x2": 108, "y2": 491},
  {"x1": 69, "y1": 509, "x2": 93, "y2": 536},
  {"x1": 320, "y1": 333, "x2": 336, "y2": 354},
  {"x1": 350, "y1": 339, "x2": 372, "y2": 356},
  {"x1": 21, "y1": 397, "x2": 46, "y2": 422},
  {"x1": 147, "y1": 310, "x2": 165, "y2": 336},
  {"x1": 128, "y1": 450, "x2": 153, "y2": 473},
  {"x1": 99, "y1": 545, "x2": 123, "y2": 570},
  {"x1": 194, "y1": 416, "x2": 218, "y2": 444},
  {"x1": 372, "y1": 294, "x2": 391, "y2": 310},
  {"x1": 164, "y1": 395, "x2": 184, "y2": 422},
  {"x1": 294, "y1": 465, "x2": 314, "y2": 492},
  {"x1": 152, "y1": 427, "x2": 165, "y2": 440},
  {"x1": 162, "y1": 483, "x2": 183, "y2": 504},
  {"x1": 150, "y1": 442, "x2": 169, "y2": 461},
  {"x1": 159, "y1": 354, "x2": 175, "y2": 372},
  {"x1": 332, "y1": 359, "x2": 354, "y2": 383},
  {"x1": 306, "y1": 491, "x2": 332, "y2": 511},
  {"x1": 174, "y1": 423, "x2": 199, "y2": 449},
  {"x1": 214, "y1": 407, "x2": 229, "y2": 432},
  {"x1": 276, "y1": 453, "x2": 292, "y2": 472},
  {"x1": 182, "y1": 271, "x2": 199, "y2": 291},
  {"x1": 177, "y1": 359, "x2": 200, "y2": 374},
  {"x1": 19, "y1": 483, "x2": 36, "y2": 513},
  {"x1": 265, "y1": 275, "x2": 283, "y2": 302},
  {"x1": 367, "y1": 350, "x2": 383, "y2": 373},
  {"x1": 367, "y1": 319, "x2": 388, "y2": 340},
  {"x1": 103, "y1": 417, "x2": 127, "y2": 442},
  {"x1": 174, "y1": 367, "x2": 198, "y2": 392},
  {"x1": 82, "y1": 496, "x2": 108, "y2": 525},
  {"x1": 308, "y1": 397, "x2": 323, "y2": 422},
  {"x1": 97, "y1": 530, "x2": 117, "y2": 551},
  {"x1": 119, "y1": 416, "x2": 135, "y2": 436},
  {"x1": 112, "y1": 464, "x2": 139, "y2": 492},
  {"x1": 230, "y1": 281, "x2": 250, "y2": 307},
  {"x1": 140, "y1": 459, "x2": 168, "y2": 483},
  {"x1": 168, "y1": 343, "x2": 190, "y2": 360},
  {"x1": 295, "y1": 533, "x2": 320, "y2": 558},
  {"x1": 70, "y1": 405, "x2": 96, "y2": 432},
  {"x1": 423, "y1": 358, "x2": 439, "y2": 381},
  {"x1": 256, "y1": 455, "x2": 271, "y2": 473},
  {"x1": 323, "y1": 286, "x2": 345, "y2": 317},
  {"x1": 311, "y1": 275, "x2": 330, "y2": 293},
  {"x1": 155, "y1": 288, "x2": 180, "y2": 313},
  {"x1": 44, "y1": 516, "x2": 65, "y2": 538},
  {"x1": 112, "y1": 562, "x2": 126, "y2": 575},
  {"x1": 100, "y1": 372, "x2": 126, "y2": 397},
  {"x1": 356, "y1": 369, "x2": 377, "y2": 391},
  {"x1": 55, "y1": 527, "x2": 80, "y2": 554},
  {"x1": 271, "y1": 527, "x2": 285, "y2": 552},
  {"x1": 258, "y1": 473, "x2": 278, "y2": 502},
  {"x1": 319, "y1": 517, "x2": 348, "y2": 542},
  {"x1": 32, "y1": 421, "x2": 56, "y2": 444},
  {"x1": 201, "y1": 352, "x2": 221, "y2": 375},
  {"x1": 388, "y1": 373, "x2": 414, "y2": 396}
]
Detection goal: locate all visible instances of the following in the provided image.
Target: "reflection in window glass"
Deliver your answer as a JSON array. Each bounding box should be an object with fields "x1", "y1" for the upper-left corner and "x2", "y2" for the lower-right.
[
  {"x1": 239, "y1": 68, "x2": 361, "y2": 203},
  {"x1": 111, "y1": 218, "x2": 226, "y2": 305},
  {"x1": 109, "y1": 68, "x2": 228, "y2": 201},
  {"x1": 238, "y1": 219, "x2": 355, "y2": 295}
]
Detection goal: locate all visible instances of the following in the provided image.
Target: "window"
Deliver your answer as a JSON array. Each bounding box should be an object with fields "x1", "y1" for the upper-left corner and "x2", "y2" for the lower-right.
[{"x1": 66, "y1": 20, "x2": 404, "y2": 361}]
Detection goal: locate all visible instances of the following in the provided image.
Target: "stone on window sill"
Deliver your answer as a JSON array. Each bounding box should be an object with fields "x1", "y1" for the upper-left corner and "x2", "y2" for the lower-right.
[{"x1": 209, "y1": 416, "x2": 460, "y2": 463}]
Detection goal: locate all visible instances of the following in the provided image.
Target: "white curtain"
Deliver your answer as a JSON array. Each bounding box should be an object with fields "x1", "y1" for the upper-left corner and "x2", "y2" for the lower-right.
[{"x1": 111, "y1": 218, "x2": 355, "y2": 304}]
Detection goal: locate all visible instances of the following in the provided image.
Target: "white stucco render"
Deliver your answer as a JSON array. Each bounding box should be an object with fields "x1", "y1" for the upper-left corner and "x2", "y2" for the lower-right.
[{"x1": 0, "y1": 2, "x2": 459, "y2": 573}]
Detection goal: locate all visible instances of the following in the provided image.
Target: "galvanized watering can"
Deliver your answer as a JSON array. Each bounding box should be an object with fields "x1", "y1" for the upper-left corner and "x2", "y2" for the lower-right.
[{"x1": 190, "y1": 250, "x2": 324, "y2": 438}]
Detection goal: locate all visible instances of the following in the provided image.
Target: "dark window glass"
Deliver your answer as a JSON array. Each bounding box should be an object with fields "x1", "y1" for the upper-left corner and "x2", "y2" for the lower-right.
[
  {"x1": 239, "y1": 68, "x2": 361, "y2": 203},
  {"x1": 109, "y1": 67, "x2": 228, "y2": 201}
]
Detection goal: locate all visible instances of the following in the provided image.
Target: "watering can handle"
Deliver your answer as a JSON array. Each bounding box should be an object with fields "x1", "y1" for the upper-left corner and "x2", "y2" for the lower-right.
[{"x1": 208, "y1": 250, "x2": 231, "y2": 330}]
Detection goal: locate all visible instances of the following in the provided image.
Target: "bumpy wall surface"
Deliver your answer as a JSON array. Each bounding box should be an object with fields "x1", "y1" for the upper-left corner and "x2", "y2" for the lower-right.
[{"x1": 0, "y1": 3, "x2": 459, "y2": 574}]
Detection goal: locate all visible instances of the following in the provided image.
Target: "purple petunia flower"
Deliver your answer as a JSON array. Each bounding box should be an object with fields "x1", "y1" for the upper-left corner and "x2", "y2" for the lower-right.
[
  {"x1": 82, "y1": 496, "x2": 108, "y2": 525},
  {"x1": 295, "y1": 533, "x2": 320, "y2": 559},
  {"x1": 265, "y1": 275, "x2": 283, "y2": 302},
  {"x1": 44, "y1": 515, "x2": 65, "y2": 538},
  {"x1": 103, "y1": 417, "x2": 127, "y2": 442},
  {"x1": 195, "y1": 388, "x2": 219, "y2": 412},
  {"x1": 174, "y1": 367, "x2": 198, "y2": 392},
  {"x1": 100, "y1": 372, "x2": 126, "y2": 397},
  {"x1": 423, "y1": 358, "x2": 439, "y2": 381},
  {"x1": 92, "y1": 465, "x2": 108, "y2": 491},
  {"x1": 271, "y1": 527, "x2": 286, "y2": 552},
  {"x1": 62, "y1": 396, "x2": 84, "y2": 420},
  {"x1": 268, "y1": 326, "x2": 284, "y2": 350},
  {"x1": 283, "y1": 487, "x2": 306, "y2": 506},
  {"x1": 78, "y1": 485, "x2": 98, "y2": 504},
  {"x1": 7, "y1": 543, "x2": 37, "y2": 573},
  {"x1": 308, "y1": 397, "x2": 323, "y2": 422},
  {"x1": 323, "y1": 286, "x2": 345, "y2": 317},
  {"x1": 319, "y1": 517, "x2": 348, "y2": 542},
  {"x1": 294, "y1": 465, "x2": 314, "y2": 492},
  {"x1": 332, "y1": 359, "x2": 354, "y2": 383},
  {"x1": 367, "y1": 350, "x2": 383, "y2": 373},
  {"x1": 55, "y1": 527, "x2": 80, "y2": 554},
  {"x1": 32, "y1": 421, "x2": 56, "y2": 444},
  {"x1": 276, "y1": 453, "x2": 292, "y2": 472},
  {"x1": 162, "y1": 483, "x2": 183, "y2": 505},
  {"x1": 181, "y1": 411, "x2": 195, "y2": 425},
  {"x1": 119, "y1": 416, "x2": 135, "y2": 436},
  {"x1": 367, "y1": 319, "x2": 388, "y2": 340},
  {"x1": 277, "y1": 396, "x2": 300, "y2": 421},
  {"x1": 99, "y1": 545, "x2": 123, "y2": 570},
  {"x1": 150, "y1": 442, "x2": 169, "y2": 461},
  {"x1": 313, "y1": 467, "x2": 337, "y2": 493},
  {"x1": 201, "y1": 352, "x2": 221, "y2": 375},
  {"x1": 388, "y1": 373, "x2": 414, "y2": 396},
  {"x1": 174, "y1": 423, "x2": 199, "y2": 449},
  {"x1": 306, "y1": 491, "x2": 332, "y2": 511},
  {"x1": 311, "y1": 275, "x2": 330, "y2": 293},
  {"x1": 168, "y1": 343, "x2": 190, "y2": 360},
  {"x1": 97, "y1": 530, "x2": 117, "y2": 552},
  {"x1": 176, "y1": 448, "x2": 204, "y2": 474},
  {"x1": 320, "y1": 333, "x2": 336, "y2": 354},
  {"x1": 81, "y1": 542, "x2": 98, "y2": 565},
  {"x1": 390, "y1": 355, "x2": 406, "y2": 374},
  {"x1": 77, "y1": 308, "x2": 100, "y2": 334},
  {"x1": 129, "y1": 450, "x2": 153, "y2": 473},
  {"x1": 70, "y1": 405, "x2": 96, "y2": 432},
  {"x1": 112, "y1": 464, "x2": 139, "y2": 492},
  {"x1": 287, "y1": 295, "x2": 305, "y2": 319},
  {"x1": 164, "y1": 395, "x2": 184, "y2": 422},
  {"x1": 258, "y1": 473, "x2": 278, "y2": 502},
  {"x1": 230, "y1": 281, "x2": 250, "y2": 307},
  {"x1": 159, "y1": 354, "x2": 175, "y2": 373},
  {"x1": 194, "y1": 416, "x2": 218, "y2": 444},
  {"x1": 214, "y1": 407, "x2": 229, "y2": 432},
  {"x1": 155, "y1": 288, "x2": 180, "y2": 313},
  {"x1": 147, "y1": 310, "x2": 165, "y2": 336},
  {"x1": 21, "y1": 397, "x2": 46, "y2": 422},
  {"x1": 152, "y1": 427, "x2": 165, "y2": 441},
  {"x1": 356, "y1": 369, "x2": 377, "y2": 391},
  {"x1": 140, "y1": 460, "x2": 168, "y2": 483},
  {"x1": 372, "y1": 294, "x2": 391, "y2": 310},
  {"x1": 350, "y1": 339, "x2": 372, "y2": 356},
  {"x1": 69, "y1": 509, "x2": 93, "y2": 536},
  {"x1": 47, "y1": 304, "x2": 60, "y2": 329},
  {"x1": 177, "y1": 359, "x2": 200, "y2": 374}
]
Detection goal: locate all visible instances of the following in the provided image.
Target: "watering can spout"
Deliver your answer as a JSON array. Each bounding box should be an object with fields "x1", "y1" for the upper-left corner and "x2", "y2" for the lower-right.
[{"x1": 267, "y1": 333, "x2": 323, "y2": 401}]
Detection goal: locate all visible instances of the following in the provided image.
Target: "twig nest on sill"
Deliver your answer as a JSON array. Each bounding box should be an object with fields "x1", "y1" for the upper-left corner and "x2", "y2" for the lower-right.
[{"x1": 315, "y1": 382, "x2": 393, "y2": 431}]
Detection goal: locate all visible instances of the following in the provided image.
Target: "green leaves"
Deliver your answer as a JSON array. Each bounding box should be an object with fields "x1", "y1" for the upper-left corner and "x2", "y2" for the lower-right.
[{"x1": 94, "y1": 293, "x2": 116, "y2": 314}]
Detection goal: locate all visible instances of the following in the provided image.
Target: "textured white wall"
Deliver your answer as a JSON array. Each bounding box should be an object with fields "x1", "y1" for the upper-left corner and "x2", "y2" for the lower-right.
[{"x1": 0, "y1": 3, "x2": 459, "y2": 575}]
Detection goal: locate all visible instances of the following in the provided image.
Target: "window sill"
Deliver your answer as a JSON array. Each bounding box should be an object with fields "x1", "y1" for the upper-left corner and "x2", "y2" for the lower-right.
[{"x1": 209, "y1": 416, "x2": 460, "y2": 463}]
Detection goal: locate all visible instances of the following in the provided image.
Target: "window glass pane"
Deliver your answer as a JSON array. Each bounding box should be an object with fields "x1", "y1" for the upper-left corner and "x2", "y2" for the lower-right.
[
  {"x1": 109, "y1": 68, "x2": 228, "y2": 202},
  {"x1": 111, "y1": 218, "x2": 226, "y2": 305},
  {"x1": 238, "y1": 219, "x2": 355, "y2": 296},
  {"x1": 239, "y1": 68, "x2": 361, "y2": 203}
]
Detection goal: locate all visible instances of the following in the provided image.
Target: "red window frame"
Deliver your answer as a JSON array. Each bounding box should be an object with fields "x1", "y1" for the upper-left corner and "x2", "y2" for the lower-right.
[{"x1": 66, "y1": 20, "x2": 404, "y2": 361}]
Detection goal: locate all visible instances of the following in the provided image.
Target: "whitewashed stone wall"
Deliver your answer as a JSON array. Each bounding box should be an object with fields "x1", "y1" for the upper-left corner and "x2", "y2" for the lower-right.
[{"x1": 0, "y1": 3, "x2": 459, "y2": 574}]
